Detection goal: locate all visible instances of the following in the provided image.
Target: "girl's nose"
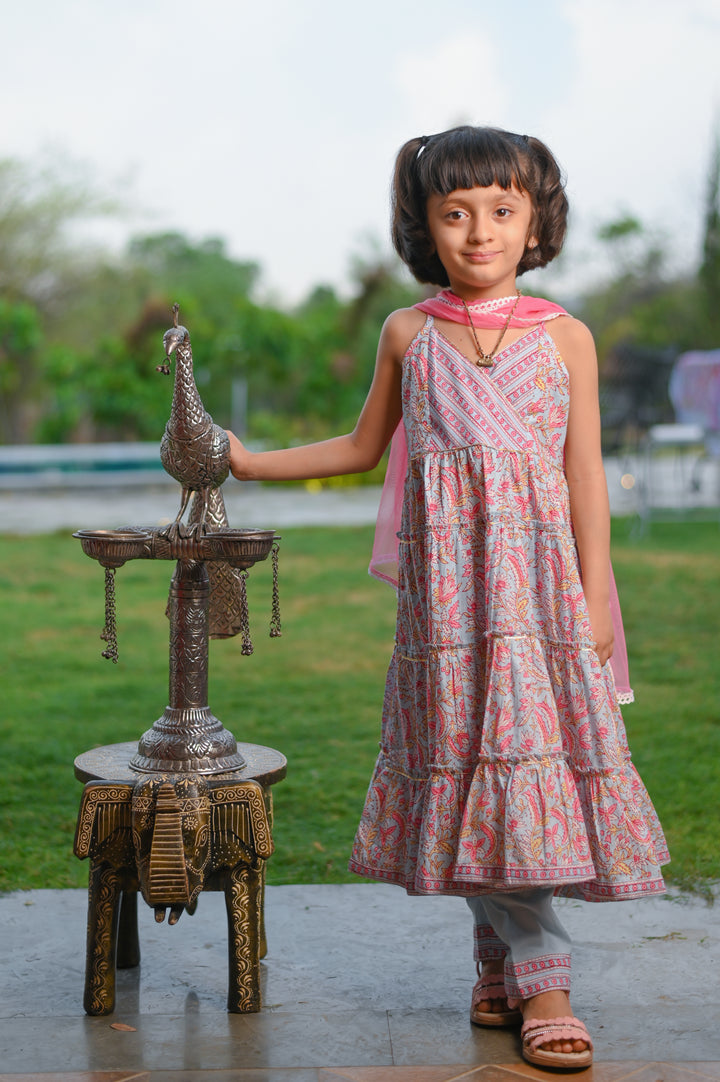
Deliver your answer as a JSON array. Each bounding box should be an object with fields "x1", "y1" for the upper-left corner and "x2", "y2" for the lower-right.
[{"x1": 468, "y1": 215, "x2": 492, "y2": 244}]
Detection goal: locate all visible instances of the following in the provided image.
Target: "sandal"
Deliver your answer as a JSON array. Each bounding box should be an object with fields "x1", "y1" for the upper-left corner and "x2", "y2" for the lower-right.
[
  {"x1": 520, "y1": 1015, "x2": 594, "y2": 1069},
  {"x1": 470, "y1": 970, "x2": 523, "y2": 1028}
]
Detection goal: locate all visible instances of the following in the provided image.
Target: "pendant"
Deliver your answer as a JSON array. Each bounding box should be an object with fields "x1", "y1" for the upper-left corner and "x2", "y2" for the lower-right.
[{"x1": 474, "y1": 356, "x2": 494, "y2": 368}]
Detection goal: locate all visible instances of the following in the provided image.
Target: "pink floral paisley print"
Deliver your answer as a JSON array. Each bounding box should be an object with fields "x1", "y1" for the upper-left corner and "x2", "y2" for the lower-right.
[{"x1": 349, "y1": 317, "x2": 669, "y2": 900}]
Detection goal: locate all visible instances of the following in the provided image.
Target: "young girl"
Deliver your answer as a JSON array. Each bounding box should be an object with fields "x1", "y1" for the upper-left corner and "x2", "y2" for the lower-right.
[{"x1": 226, "y1": 126, "x2": 668, "y2": 1069}]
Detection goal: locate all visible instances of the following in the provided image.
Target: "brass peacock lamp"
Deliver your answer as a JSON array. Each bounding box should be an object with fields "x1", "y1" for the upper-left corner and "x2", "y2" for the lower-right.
[{"x1": 71, "y1": 306, "x2": 286, "y2": 1017}]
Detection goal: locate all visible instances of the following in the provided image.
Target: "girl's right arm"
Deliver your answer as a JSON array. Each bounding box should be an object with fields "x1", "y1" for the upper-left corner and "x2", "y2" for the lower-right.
[{"x1": 226, "y1": 308, "x2": 424, "y2": 483}]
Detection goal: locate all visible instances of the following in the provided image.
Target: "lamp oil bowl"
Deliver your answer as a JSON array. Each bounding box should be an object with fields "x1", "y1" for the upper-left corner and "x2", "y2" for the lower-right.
[
  {"x1": 74, "y1": 529, "x2": 152, "y2": 568},
  {"x1": 201, "y1": 528, "x2": 276, "y2": 568}
]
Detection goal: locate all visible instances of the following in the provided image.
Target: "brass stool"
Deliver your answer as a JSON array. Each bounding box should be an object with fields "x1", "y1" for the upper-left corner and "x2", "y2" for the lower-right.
[{"x1": 74, "y1": 741, "x2": 286, "y2": 1015}]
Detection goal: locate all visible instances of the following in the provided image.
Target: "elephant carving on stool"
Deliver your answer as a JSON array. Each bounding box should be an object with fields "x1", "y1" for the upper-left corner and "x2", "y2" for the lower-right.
[{"x1": 73, "y1": 774, "x2": 273, "y2": 1015}]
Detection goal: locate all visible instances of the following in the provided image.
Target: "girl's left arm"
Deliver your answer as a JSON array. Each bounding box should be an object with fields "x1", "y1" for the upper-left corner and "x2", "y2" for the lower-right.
[{"x1": 549, "y1": 317, "x2": 614, "y2": 665}]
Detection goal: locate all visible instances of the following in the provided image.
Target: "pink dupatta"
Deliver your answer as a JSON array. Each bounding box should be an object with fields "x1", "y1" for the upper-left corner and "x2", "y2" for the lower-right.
[{"x1": 369, "y1": 290, "x2": 634, "y2": 704}]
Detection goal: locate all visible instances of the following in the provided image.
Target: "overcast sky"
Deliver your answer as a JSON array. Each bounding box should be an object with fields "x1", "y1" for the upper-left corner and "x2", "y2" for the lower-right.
[{"x1": 2, "y1": 0, "x2": 719, "y2": 305}]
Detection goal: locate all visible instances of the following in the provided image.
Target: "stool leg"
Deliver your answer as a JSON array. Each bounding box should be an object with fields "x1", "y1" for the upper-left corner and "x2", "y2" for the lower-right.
[
  {"x1": 258, "y1": 862, "x2": 267, "y2": 960},
  {"x1": 117, "y1": 890, "x2": 141, "y2": 969},
  {"x1": 258, "y1": 787, "x2": 273, "y2": 959},
  {"x1": 84, "y1": 860, "x2": 122, "y2": 1016},
  {"x1": 225, "y1": 863, "x2": 262, "y2": 1013}
]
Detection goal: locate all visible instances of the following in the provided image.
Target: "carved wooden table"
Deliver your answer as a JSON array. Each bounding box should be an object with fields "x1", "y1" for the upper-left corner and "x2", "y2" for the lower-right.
[{"x1": 74, "y1": 740, "x2": 286, "y2": 1015}]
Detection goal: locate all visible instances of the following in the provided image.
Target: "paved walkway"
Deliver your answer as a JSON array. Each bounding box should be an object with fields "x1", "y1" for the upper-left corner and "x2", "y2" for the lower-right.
[
  {"x1": 0, "y1": 482, "x2": 385, "y2": 535},
  {"x1": 0, "y1": 883, "x2": 717, "y2": 1078},
  {"x1": 0, "y1": 452, "x2": 717, "y2": 535}
]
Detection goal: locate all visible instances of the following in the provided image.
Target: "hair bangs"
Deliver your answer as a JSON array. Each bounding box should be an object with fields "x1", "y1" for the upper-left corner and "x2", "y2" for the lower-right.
[{"x1": 418, "y1": 128, "x2": 530, "y2": 198}]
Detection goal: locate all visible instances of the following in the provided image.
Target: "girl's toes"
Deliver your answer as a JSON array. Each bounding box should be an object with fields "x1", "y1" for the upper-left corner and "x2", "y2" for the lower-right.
[
  {"x1": 476, "y1": 996, "x2": 509, "y2": 1014},
  {"x1": 543, "y1": 1039, "x2": 575, "y2": 1053},
  {"x1": 546, "y1": 1039, "x2": 587, "y2": 1053}
]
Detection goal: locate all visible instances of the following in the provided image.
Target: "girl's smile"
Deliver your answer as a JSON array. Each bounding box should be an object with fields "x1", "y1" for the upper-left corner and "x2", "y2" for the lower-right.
[
  {"x1": 465, "y1": 250, "x2": 502, "y2": 263},
  {"x1": 426, "y1": 183, "x2": 535, "y2": 299}
]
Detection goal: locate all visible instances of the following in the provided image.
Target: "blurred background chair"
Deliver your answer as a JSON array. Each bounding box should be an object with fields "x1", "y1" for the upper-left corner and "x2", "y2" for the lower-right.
[{"x1": 637, "y1": 350, "x2": 720, "y2": 530}]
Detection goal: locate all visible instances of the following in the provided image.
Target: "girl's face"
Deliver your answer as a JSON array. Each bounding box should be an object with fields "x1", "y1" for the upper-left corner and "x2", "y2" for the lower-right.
[{"x1": 426, "y1": 183, "x2": 536, "y2": 299}]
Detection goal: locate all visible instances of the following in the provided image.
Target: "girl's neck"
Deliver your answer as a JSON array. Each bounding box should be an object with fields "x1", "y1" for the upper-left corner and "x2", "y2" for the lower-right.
[
  {"x1": 446, "y1": 280, "x2": 520, "y2": 304},
  {"x1": 446, "y1": 286, "x2": 519, "y2": 305}
]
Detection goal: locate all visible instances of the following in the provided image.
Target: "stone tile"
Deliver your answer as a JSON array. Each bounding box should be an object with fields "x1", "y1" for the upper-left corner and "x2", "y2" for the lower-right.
[
  {"x1": 459, "y1": 1068, "x2": 544, "y2": 1082},
  {"x1": 221, "y1": 1011, "x2": 393, "y2": 1071},
  {"x1": 454, "y1": 1068, "x2": 528, "y2": 1082},
  {"x1": 0, "y1": 1010, "x2": 393, "y2": 1073},
  {"x1": 485, "y1": 1062, "x2": 641, "y2": 1081},
  {"x1": 149, "y1": 1072, "x2": 321, "y2": 1081},
  {"x1": 604, "y1": 1067, "x2": 720, "y2": 1082},
  {"x1": 489, "y1": 1064, "x2": 720, "y2": 1082},
  {"x1": 318, "y1": 1068, "x2": 488, "y2": 1081},
  {"x1": 585, "y1": 1004, "x2": 720, "y2": 1062},
  {"x1": 447, "y1": 1071, "x2": 514, "y2": 1081},
  {"x1": 579, "y1": 1065, "x2": 663, "y2": 1082},
  {"x1": 0, "y1": 1075, "x2": 149, "y2": 1082},
  {"x1": 386, "y1": 1009, "x2": 520, "y2": 1067}
]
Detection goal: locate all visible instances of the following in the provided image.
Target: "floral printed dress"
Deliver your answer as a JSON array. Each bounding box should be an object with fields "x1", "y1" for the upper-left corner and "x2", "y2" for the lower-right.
[{"x1": 349, "y1": 316, "x2": 669, "y2": 900}]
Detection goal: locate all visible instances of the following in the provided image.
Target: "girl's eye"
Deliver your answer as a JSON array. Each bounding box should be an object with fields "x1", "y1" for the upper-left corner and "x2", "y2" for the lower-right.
[
  {"x1": 446, "y1": 210, "x2": 465, "y2": 220},
  {"x1": 495, "y1": 207, "x2": 512, "y2": 218}
]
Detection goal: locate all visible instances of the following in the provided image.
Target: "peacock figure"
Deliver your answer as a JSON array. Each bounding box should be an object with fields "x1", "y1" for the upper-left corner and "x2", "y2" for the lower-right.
[
  {"x1": 157, "y1": 303, "x2": 244, "y2": 639},
  {"x1": 158, "y1": 302, "x2": 231, "y2": 534}
]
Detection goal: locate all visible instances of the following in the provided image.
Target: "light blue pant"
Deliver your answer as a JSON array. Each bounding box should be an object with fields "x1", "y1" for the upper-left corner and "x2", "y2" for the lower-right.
[{"x1": 467, "y1": 888, "x2": 572, "y2": 999}]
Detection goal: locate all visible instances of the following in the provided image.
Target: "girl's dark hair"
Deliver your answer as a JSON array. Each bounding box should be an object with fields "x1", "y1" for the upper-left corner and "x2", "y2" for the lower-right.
[{"x1": 391, "y1": 125, "x2": 568, "y2": 286}]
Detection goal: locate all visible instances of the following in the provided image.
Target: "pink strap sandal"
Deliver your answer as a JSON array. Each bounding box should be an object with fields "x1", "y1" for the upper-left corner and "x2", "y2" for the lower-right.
[
  {"x1": 470, "y1": 970, "x2": 523, "y2": 1028},
  {"x1": 520, "y1": 1015, "x2": 594, "y2": 1069}
]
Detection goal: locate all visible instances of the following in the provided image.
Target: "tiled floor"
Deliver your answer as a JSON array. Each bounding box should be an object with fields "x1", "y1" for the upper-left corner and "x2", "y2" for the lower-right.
[
  {"x1": 2, "y1": 1065, "x2": 720, "y2": 1081},
  {"x1": 0, "y1": 885, "x2": 717, "y2": 1080}
]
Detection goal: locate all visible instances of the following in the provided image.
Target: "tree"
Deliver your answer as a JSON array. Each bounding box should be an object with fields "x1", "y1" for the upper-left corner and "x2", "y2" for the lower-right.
[
  {"x1": 0, "y1": 300, "x2": 43, "y2": 443},
  {"x1": 0, "y1": 156, "x2": 118, "y2": 320},
  {"x1": 0, "y1": 156, "x2": 125, "y2": 442},
  {"x1": 127, "y1": 233, "x2": 260, "y2": 325},
  {"x1": 699, "y1": 129, "x2": 720, "y2": 341}
]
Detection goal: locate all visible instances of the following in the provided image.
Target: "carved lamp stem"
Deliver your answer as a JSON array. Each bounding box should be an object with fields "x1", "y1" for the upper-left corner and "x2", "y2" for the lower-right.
[{"x1": 130, "y1": 561, "x2": 246, "y2": 774}]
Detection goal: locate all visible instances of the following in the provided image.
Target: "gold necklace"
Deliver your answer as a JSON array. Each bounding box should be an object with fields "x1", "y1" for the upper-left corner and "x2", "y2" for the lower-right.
[{"x1": 461, "y1": 291, "x2": 522, "y2": 367}]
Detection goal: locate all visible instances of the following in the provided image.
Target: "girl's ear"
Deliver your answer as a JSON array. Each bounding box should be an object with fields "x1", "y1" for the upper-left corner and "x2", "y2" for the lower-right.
[{"x1": 526, "y1": 235, "x2": 538, "y2": 250}]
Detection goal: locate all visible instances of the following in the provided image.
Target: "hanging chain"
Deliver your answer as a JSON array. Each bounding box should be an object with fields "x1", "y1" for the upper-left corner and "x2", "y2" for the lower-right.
[
  {"x1": 238, "y1": 569, "x2": 254, "y2": 655},
  {"x1": 100, "y1": 567, "x2": 119, "y2": 663},
  {"x1": 270, "y1": 542, "x2": 282, "y2": 638}
]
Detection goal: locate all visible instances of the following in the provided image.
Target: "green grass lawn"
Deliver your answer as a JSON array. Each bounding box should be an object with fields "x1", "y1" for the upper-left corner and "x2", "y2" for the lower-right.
[{"x1": 0, "y1": 520, "x2": 718, "y2": 895}]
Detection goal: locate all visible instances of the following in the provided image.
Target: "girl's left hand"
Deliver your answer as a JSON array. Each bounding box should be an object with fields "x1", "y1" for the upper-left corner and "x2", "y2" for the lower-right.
[{"x1": 586, "y1": 599, "x2": 614, "y2": 666}]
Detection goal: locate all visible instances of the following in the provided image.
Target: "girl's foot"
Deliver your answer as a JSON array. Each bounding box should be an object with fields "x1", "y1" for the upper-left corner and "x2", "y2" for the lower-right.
[
  {"x1": 517, "y1": 989, "x2": 593, "y2": 1069},
  {"x1": 470, "y1": 959, "x2": 522, "y2": 1027}
]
